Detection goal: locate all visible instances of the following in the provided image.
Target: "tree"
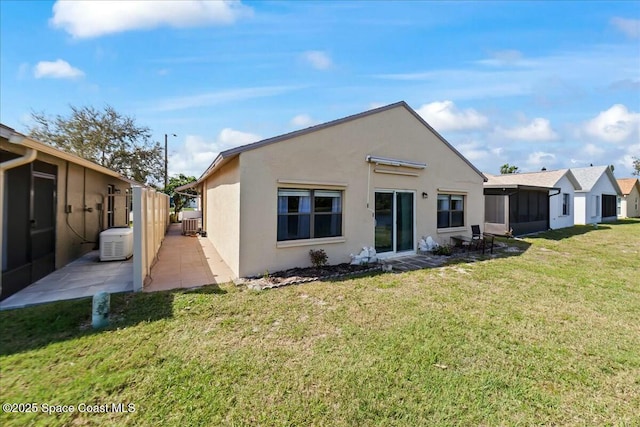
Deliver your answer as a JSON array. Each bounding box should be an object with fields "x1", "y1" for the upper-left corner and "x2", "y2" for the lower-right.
[
  {"x1": 500, "y1": 163, "x2": 519, "y2": 174},
  {"x1": 162, "y1": 174, "x2": 198, "y2": 214},
  {"x1": 633, "y1": 157, "x2": 640, "y2": 176},
  {"x1": 29, "y1": 105, "x2": 163, "y2": 184}
]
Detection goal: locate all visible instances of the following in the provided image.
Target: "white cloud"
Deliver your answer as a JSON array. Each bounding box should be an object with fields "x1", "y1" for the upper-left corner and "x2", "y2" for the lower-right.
[
  {"x1": 151, "y1": 85, "x2": 302, "y2": 112},
  {"x1": 51, "y1": 0, "x2": 252, "y2": 39},
  {"x1": 583, "y1": 104, "x2": 640, "y2": 144},
  {"x1": 526, "y1": 151, "x2": 556, "y2": 168},
  {"x1": 495, "y1": 118, "x2": 558, "y2": 141},
  {"x1": 611, "y1": 17, "x2": 640, "y2": 38},
  {"x1": 456, "y1": 140, "x2": 490, "y2": 162},
  {"x1": 416, "y1": 100, "x2": 488, "y2": 132},
  {"x1": 477, "y1": 49, "x2": 534, "y2": 67},
  {"x1": 33, "y1": 59, "x2": 84, "y2": 79},
  {"x1": 374, "y1": 45, "x2": 638, "y2": 102},
  {"x1": 168, "y1": 129, "x2": 261, "y2": 177},
  {"x1": 290, "y1": 114, "x2": 317, "y2": 128},
  {"x1": 583, "y1": 143, "x2": 605, "y2": 157},
  {"x1": 368, "y1": 102, "x2": 386, "y2": 110},
  {"x1": 301, "y1": 51, "x2": 333, "y2": 70}
]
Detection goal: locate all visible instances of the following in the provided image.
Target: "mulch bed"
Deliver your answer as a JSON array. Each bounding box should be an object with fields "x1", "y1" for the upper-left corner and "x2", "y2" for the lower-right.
[{"x1": 238, "y1": 263, "x2": 381, "y2": 290}]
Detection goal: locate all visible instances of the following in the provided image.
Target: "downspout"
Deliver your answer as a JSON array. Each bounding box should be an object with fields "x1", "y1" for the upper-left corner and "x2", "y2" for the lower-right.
[
  {"x1": 0, "y1": 133, "x2": 37, "y2": 294},
  {"x1": 548, "y1": 188, "x2": 561, "y2": 230}
]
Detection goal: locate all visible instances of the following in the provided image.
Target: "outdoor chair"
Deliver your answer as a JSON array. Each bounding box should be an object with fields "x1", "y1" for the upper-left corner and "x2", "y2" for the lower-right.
[
  {"x1": 471, "y1": 225, "x2": 482, "y2": 250},
  {"x1": 480, "y1": 233, "x2": 495, "y2": 254}
]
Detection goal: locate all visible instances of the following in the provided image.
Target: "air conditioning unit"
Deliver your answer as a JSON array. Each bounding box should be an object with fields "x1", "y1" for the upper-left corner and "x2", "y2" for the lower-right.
[
  {"x1": 182, "y1": 218, "x2": 200, "y2": 235},
  {"x1": 100, "y1": 227, "x2": 133, "y2": 261}
]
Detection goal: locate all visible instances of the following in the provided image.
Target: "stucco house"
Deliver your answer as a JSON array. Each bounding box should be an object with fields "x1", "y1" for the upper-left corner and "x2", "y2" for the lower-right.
[
  {"x1": 483, "y1": 169, "x2": 581, "y2": 236},
  {"x1": 1, "y1": 124, "x2": 132, "y2": 300},
  {"x1": 180, "y1": 101, "x2": 487, "y2": 278},
  {"x1": 571, "y1": 166, "x2": 622, "y2": 225},
  {"x1": 617, "y1": 178, "x2": 640, "y2": 218}
]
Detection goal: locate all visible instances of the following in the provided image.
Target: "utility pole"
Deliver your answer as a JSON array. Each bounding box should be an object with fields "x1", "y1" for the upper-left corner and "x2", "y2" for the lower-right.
[{"x1": 164, "y1": 133, "x2": 176, "y2": 189}]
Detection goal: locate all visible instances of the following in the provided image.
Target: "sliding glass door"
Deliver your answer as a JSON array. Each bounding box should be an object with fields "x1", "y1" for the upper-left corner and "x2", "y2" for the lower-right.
[{"x1": 374, "y1": 191, "x2": 414, "y2": 254}]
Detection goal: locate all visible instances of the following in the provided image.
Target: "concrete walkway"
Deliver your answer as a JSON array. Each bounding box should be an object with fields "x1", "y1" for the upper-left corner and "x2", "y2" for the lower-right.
[
  {"x1": 0, "y1": 251, "x2": 133, "y2": 310},
  {"x1": 144, "y1": 223, "x2": 234, "y2": 292},
  {"x1": 381, "y1": 253, "x2": 448, "y2": 272}
]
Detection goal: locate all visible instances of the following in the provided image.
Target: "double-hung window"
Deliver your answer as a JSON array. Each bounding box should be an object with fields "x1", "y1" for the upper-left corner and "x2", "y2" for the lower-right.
[
  {"x1": 277, "y1": 189, "x2": 342, "y2": 241},
  {"x1": 437, "y1": 194, "x2": 464, "y2": 228},
  {"x1": 562, "y1": 193, "x2": 570, "y2": 216}
]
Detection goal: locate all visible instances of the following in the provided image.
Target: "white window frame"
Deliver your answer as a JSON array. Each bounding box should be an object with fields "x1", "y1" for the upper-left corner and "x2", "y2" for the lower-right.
[
  {"x1": 561, "y1": 193, "x2": 570, "y2": 216},
  {"x1": 592, "y1": 195, "x2": 601, "y2": 217},
  {"x1": 437, "y1": 193, "x2": 465, "y2": 229}
]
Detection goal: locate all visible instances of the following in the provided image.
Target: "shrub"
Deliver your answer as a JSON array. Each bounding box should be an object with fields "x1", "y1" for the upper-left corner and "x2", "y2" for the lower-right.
[
  {"x1": 432, "y1": 244, "x2": 453, "y2": 256},
  {"x1": 309, "y1": 249, "x2": 328, "y2": 268}
]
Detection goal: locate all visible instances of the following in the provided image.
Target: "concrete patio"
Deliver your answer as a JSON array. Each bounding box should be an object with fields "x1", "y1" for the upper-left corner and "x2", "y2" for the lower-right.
[
  {"x1": 0, "y1": 223, "x2": 235, "y2": 310},
  {"x1": 0, "y1": 251, "x2": 133, "y2": 310},
  {"x1": 144, "y1": 223, "x2": 234, "y2": 292}
]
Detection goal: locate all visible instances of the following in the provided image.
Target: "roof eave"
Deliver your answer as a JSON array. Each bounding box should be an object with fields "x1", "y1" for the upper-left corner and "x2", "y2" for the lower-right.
[{"x1": 2, "y1": 131, "x2": 139, "y2": 185}]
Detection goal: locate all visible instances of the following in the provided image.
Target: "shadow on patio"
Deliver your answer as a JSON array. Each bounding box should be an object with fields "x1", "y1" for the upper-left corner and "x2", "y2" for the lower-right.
[{"x1": 144, "y1": 223, "x2": 235, "y2": 292}]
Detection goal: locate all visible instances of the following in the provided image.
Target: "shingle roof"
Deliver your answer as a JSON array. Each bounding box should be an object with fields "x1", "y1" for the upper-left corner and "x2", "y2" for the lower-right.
[
  {"x1": 617, "y1": 178, "x2": 640, "y2": 195},
  {"x1": 571, "y1": 166, "x2": 621, "y2": 194},
  {"x1": 484, "y1": 169, "x2": 580, "y2": 190}
]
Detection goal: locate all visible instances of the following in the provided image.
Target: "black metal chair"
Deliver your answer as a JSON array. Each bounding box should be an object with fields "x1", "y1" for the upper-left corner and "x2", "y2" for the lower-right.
[{"x1": 471, "y1": 225, "x2": 482, "y2": 250}]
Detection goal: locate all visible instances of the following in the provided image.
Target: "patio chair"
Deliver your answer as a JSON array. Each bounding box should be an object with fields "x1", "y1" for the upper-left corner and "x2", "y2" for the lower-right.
[
  {"x1": 481, "y1": 233, "x2": 495, "y2": 255},
  {"x1": 471, "y1": 225, "x2": 482, "y2": 250}
]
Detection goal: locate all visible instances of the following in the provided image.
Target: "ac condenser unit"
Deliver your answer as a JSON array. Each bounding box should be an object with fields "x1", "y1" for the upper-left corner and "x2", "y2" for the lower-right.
[
  {"x1": 182, "y1": 218, "x2": 200, "y2": 235},
  {"x1": 100, "y1": 227, "x2": 133, "y2": 261}
]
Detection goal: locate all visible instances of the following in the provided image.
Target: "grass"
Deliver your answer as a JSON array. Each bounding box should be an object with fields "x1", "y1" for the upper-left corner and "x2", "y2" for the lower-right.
[{"x1": 1, "y1": 220, "x2": 639, "y2": 426}]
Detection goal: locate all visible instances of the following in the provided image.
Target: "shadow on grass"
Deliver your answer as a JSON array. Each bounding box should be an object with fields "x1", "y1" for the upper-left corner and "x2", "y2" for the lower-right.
[
  {"x1": 525, "y1": 224, "x2": 614, "y2": 241},
  {"x1": 442, "y1": 237, "x2": 533, "y2": 265},
  {"x1": 0, "y1": 284, "x2": 226, "y2": 357}
]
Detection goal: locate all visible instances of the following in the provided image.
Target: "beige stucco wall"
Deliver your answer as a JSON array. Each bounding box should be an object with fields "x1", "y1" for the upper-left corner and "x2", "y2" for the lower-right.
[
  {"x1": 58, "y1": 161, "x2": 129, "y2": 268},
  {"x1": 620, "y1": 185, "x2": 640, "y2": 218},
  {"x1": 204, "y1": 157, "x2": 241, "y2": 276},
  {"x1": 231, "y1": 105, "x2": 485, "y2": 277},
  {"x1": 1, "y1": 140, "x2": 130, "y2": 270}
]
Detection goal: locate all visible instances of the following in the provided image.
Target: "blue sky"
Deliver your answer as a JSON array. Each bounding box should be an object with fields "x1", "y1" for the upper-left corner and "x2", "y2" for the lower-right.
[{"x1": 1, "y1": 0, "x2": 639, "y2": 178}]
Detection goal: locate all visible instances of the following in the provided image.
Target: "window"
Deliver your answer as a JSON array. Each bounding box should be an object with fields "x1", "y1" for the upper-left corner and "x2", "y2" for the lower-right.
[
  {"x1": 592, "y1": 195, "x2": 601, "y2": 217},
  {"x1": 562, "y1": 193, "x2": 570, "y2": 216},
  {"x1": 437, "y1": 194, "x2": 464, "y2": 228},
  {"x1": 107, "y1": 184, "x2": 115, "y2": 228},
  {"x1": 617, "y1": 197, "x2": 621, "y2": 215},
  {"x1": 485, "y1": 195, "x2": 505, "y2": 224},
  {"x1": 277, "y1": 189, "x2": 342, "y2": 241}
]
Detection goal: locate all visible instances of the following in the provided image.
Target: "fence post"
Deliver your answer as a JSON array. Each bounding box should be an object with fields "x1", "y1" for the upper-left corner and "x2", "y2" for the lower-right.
[{"x1": 133, "y1": 186, "x2": 144, "y2": 292}]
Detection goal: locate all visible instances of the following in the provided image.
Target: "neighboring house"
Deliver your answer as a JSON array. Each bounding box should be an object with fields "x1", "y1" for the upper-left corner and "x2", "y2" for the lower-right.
[
  {"x1": 617, "y1": 178, "x2": 640, "y2": 218},
  {"x1": 179, "y1": 101, "x2": 487, "y2": 278},
  {"x1": 1, "y1": 124, "x2": 133, "y2": 300},
  {"x1": 571, "y1": 166, "x2": 622, "y2": 225},
  {"x1": 483, "y1": 169, "x2": 581, "y2": 236}
]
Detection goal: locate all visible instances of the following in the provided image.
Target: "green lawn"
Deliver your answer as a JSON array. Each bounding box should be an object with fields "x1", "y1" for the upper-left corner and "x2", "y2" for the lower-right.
[{"x1": 1, "y1": 220, "x2": 639, "y2": 426}]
